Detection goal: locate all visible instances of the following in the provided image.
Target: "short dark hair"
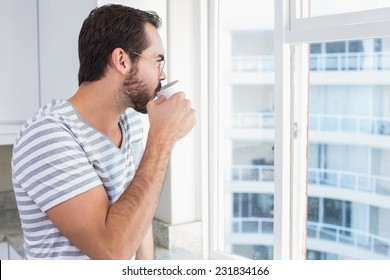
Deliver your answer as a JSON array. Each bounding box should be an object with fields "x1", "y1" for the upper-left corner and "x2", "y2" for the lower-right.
[{"x1": 78, "y1": 4, "x2": 162, "y2": 85}]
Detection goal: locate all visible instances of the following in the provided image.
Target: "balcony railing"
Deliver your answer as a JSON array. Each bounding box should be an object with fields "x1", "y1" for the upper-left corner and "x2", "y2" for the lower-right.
[
  {"x1": 310, "y1": 114, "x2": 390, "y2": 135},
  {"x1": 231, "y1": 217, "x2": 390, "y2": 257},
  {"x1": 308, "y1": 221, "x2": 390, "y2": 258},
  {"x1": 232, "y1": 217, "x2": 274, "y2": 234},
  {"x1": 231, "y1": 112, "x2": 390, "y2": 136},
  {"x1": 231, "y1": 52, "x2": 390, "y2": 72},
  {"x1": 310, "y1": 52, "x2": 390, "y2": 72},
  {"x1": 232, "y1": 112, "x2": 274, "y2": 129},
  {"x1": 232, "y1": 164, "x2": 274, "y2": 182},
  {"x1": 231, "y1": 55, "x2": 274, "y2": 72},
  {"x1": 308, "y1": 168, "x2": 390, "y2": 196},
  {"x1": 231, "y1": 165, "x2": 390, "y2": 196}
]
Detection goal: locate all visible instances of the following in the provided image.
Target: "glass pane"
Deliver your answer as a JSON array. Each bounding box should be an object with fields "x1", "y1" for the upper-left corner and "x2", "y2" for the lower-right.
[
  {"x1": 310, "y1": 0, "x2": 390, "y2": 17},
  {"x1": 219, "y1": 0, "x2": 275, "y2": 259},
  {"x1": 307, "y1": 38, "x2": 390, "y2": 260}
]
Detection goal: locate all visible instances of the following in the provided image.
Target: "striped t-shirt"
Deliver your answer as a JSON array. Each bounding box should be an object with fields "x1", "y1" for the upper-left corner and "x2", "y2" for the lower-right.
[{"x1": 12, "y1": 99, "x2": 144, "y2": 259}]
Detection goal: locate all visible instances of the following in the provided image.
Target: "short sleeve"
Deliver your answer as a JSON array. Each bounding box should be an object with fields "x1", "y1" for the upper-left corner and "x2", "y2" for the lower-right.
[{"x1": 12, "y1": 118, "x2": 102, "y2": 211}]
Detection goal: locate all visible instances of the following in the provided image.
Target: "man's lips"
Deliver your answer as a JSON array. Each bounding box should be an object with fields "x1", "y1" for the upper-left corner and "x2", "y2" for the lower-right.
[{"x1": 154, "y1": 83, "x2": 162, "y2": 97}]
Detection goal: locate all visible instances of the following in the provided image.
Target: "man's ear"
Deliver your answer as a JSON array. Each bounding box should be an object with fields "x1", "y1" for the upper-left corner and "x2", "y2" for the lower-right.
[{"x1": 110, "y1": 48, "x2": 131, "y2": 75}]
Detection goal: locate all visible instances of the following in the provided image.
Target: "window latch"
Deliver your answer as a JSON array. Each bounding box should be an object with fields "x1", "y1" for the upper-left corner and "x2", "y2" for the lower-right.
[{"x1": 292, "y1": 122, "x2": 298, "y2": 139}]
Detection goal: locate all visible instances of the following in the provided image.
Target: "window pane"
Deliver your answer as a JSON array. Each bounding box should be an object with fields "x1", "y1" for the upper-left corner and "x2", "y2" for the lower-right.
[
  {"x1": 219, "y1": 0, "x2": 275, "y2": 260},
  {"x1": 308, "y1": 38, "x2": 390, "y2": 259},
  {"x1": 309, "y1": 0, "x2": 390, "y2": 17}
]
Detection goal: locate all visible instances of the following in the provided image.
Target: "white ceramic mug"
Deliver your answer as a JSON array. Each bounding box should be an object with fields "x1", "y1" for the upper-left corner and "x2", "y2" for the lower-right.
[{"x1": 157, "y1": 80, "x2": 180, "y2": 99}]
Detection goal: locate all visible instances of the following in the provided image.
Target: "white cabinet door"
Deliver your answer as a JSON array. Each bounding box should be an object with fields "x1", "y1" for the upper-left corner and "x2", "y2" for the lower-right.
[
  {"x1": 0, "y1": 0, "x2": 40, "y2": 123},
  {"x1": 38, "y1": 0, "x2": 97, "y2": 105},
  {"x1": 0, "y1": 0, "x2": 97, "y2": 145},
  {"x1": 0, "y1": 242, "x2": 9, "y2": 259}
]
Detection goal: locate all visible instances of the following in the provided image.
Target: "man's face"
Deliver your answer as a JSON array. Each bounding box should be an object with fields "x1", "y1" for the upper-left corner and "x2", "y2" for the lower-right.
[{"x1": 120, "y1": 23, "x2": 166, "y2": 113}]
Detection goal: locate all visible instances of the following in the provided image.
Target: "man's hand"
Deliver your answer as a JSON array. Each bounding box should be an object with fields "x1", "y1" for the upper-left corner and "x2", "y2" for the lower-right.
[{"x1": 147, "y1": 92, "x2": 196, "y2": 148}]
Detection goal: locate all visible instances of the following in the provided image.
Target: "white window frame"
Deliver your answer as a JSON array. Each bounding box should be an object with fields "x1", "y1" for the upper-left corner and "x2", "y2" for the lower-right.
[
  {"x1": 208, "y1": 0, "x2": 390, "y2": 260},
  {"x1": 208, "y1": 0, "x2": 240, "y2": 260},
  {"x1": 288, "y1": 0, "x2": 390, "y2": 43}
]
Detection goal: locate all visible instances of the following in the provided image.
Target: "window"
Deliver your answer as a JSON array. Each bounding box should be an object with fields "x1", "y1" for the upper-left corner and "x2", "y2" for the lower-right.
[
  {"x1": 209, "y1": 0, "x2": 390, "y2": 260},
  {"x1": 209, "y1": 0, "x2": 275, "y2": 260}
]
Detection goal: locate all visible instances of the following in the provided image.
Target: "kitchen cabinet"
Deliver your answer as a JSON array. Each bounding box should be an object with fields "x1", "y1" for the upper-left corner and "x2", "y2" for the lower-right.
[
  {"x1": 38, "y1": 0, "x2": 97, "y2": 105},
  {"x1": 0, "y1": 0, "x2": 97, "y2": 145},
  {"x1": 0, "y1": 242, "x2": 8, "y2": 259},
  {"x1": 0, "y1": 0, "x2": 40, "y2": 144}
]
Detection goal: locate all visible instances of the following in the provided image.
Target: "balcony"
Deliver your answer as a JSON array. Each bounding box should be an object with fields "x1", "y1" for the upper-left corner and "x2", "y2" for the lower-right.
[
  {"x1": 231, "y1": 55, "x2": 274, "y2": 72},
  {"x1": 309, "y1": 168, "x2": 390, "y2": 196},
  {"x1": 308, "y1": 221, "x2": 390, "y2": 258},
  {"x1": 232, "y1": 164, "x2": 274, "y2": 182},
  {"x1": 232, "y1": 112, "x2": 274, "y2": 129},
  {"x1": 310, "y1": 52, "x2": 390, "y2": 72},
  {"x1": 231, "y1": 112, "x2": 390, "y2": 138},
  {"x1": 232, "y1": 217, "x2": 273, "y2": 234},
  {"x1": 229, "y1": 217, "x2": 390, "y2": 258},
  {"x1": 231, "y1": 164, "x2": 390, "y2": 208},
  {"x1": 310, "y1": 114, "x2": 390, "y2": 136}
]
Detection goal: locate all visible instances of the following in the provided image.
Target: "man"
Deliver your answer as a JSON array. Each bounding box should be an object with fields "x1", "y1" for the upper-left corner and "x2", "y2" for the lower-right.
[{"x1": 11, "y1": 4, "x2": 196, "y2": 259}]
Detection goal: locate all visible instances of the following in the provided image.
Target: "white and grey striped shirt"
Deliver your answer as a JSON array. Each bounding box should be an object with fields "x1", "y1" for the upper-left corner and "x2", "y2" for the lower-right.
[{"x1": 12, "y1": 99, "x2": 144, "y2": 259}]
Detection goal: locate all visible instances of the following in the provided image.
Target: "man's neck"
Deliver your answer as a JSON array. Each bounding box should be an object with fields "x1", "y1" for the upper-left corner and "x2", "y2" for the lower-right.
[{"x1": 68, "y1": 81, "x2": 124, "y2": 147}]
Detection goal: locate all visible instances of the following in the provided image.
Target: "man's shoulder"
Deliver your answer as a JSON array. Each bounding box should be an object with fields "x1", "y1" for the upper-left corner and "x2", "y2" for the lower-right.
[
  {"x1": 14, "y1": 100, "x2": 75, "y2": 145},
  {"x1": 24, "y1": 99, "x2": 72, "y2": 124}
]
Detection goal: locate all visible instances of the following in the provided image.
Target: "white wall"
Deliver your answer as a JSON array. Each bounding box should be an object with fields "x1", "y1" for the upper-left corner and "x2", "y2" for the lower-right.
[
  {"x1": 159, "y1": 0, "x2": 203, "y2": 225},
  {"x1": 38, "y1": 0, "x2": 97, "y2": 103}
]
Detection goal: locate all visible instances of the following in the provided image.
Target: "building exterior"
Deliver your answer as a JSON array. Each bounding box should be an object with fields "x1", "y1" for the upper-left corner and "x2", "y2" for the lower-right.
[
  {"x1": 220, "y1": 1, "x2": 390, "y2": 260},
  {"x1": 306, "y1": 39, "x2": 390, "y2": 259}
]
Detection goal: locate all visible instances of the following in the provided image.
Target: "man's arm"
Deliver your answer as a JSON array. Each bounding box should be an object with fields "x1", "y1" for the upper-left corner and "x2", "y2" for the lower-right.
[
  {"x1": 136, "y1": 224, "x2": 154, "y2": 259},
  {"x1": 46, "y1": 93, "x2": 195, "y2": 259}
]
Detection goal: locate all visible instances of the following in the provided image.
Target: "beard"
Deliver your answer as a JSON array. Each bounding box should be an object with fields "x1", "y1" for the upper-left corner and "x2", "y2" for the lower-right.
[{"x1": 118, "y1": 66, "x2": 161, "y2": 114}]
